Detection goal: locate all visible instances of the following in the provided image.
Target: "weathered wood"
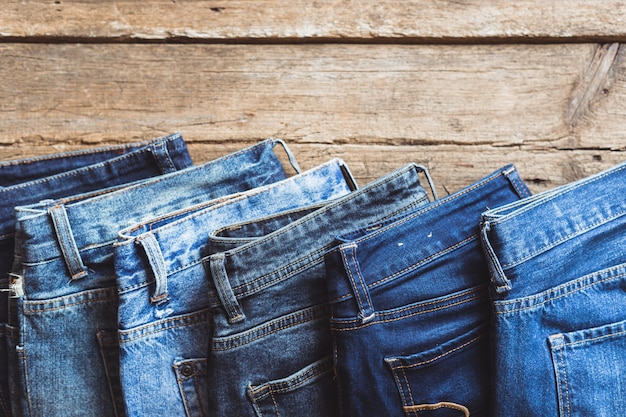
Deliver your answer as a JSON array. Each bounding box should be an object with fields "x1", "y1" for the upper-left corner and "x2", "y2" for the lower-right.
[
  {"x1": 1, "y1": 43, "x2": 625, "y2": 194},
  {"x1": 3, "y1": 1, "x2": 626, "y2": 42},
  {"x1": 0, "y1": 42, "x2": 609, "y2": 145}
]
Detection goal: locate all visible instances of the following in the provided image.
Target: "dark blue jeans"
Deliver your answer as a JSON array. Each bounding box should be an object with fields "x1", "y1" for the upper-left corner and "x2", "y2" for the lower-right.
[
  {"x1": 481, "y1": 161, "x2": 626, "y2": 416},
  {"x1": 325, "y1": 165, "x2": 530, "y2": 416},
  {"x1": 8, "y1": 139, "x2": 293, "y2": 417},
  {"x1": 205, "y1": 164, "x2": 433, "y2": 417},
  {"x1": 1, "y1": 133, "x2": 192, "y2": 417}
]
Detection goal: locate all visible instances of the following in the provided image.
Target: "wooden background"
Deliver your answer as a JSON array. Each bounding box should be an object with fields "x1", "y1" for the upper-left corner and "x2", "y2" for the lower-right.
[{"x1": 2, "y1": 2, "x2": 626, "y2": 195}]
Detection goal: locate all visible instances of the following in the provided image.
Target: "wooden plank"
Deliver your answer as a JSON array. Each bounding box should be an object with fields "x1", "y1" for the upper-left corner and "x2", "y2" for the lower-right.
[
  {"x1": 0, "y1": 43, "x2": 625, "y2": 194},
  {"x1": 0, "y1": 43, "x2": 600, "y2": 145},
  {"x1": 2, "y1": 1, "x2": 626, "y2": 42}
]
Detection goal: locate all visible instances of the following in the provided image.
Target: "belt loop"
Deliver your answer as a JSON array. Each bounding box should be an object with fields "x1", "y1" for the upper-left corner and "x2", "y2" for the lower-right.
[
  {"x1": 209, "y1": 253, "x2": 245, "y2": 324},
  {"x1": 502, "y1": 165, "x2": 532, "y2": 199},
  {"x1": 272, "y1": 139, "x2": 301, "y2": 174},
  {"x1": 49, "y1": 204, "x2": 88, "y2": 280},
  {"x1": 137, "y1": 233, "x2": 169, "y2": 305},
  {"x1": 150, "y1": 140, "x2": 177, "y2": 174},
  {"x1": 414, "y1": 164, "x2": 439, "y2": 201},
  {"x1": 479, "y1": 221, "x2": 511, "y2": 294},
  {"x1": 339, "y1": 244, "x2": 375, "y2": 323}
]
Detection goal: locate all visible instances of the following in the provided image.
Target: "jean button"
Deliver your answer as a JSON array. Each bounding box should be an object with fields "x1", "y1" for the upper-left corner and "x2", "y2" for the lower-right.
[{"x1": 181, "y1": 364, "x2": 194, "y2": 377}]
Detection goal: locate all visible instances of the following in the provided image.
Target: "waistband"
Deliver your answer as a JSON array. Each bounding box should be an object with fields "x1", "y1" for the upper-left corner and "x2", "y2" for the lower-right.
[
  {"x1": 481, "y1": 161, "x2": 626, "y2": 293},
  {"x1": 0, "y1": 134, "x2": 188, "y2": 187},
  {"x1": 326, "y1": 165, "x2": 530, "y2": 313},
  {"x1": 14, "y1": 139, "x2": 294, "y2": 280},
  {"x1": 207, "y1": 204, "x2": 328, "y2": 253},
  {"x1": 208, "y1": 163, "x2": 432, "y2": 323},
  {"x1": 1, "y1": 133, "x2": 192, "y2": 240},
  {"x1": 114, "y1": 159, "x2": 356, "y2": 304}
]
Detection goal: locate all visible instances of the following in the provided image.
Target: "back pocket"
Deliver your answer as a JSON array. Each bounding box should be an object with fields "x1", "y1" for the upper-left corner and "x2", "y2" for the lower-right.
[
  {"x1": 549, "y1": 319, "x2": 626, "y2": 417},
  {"x1": 384, "y1": 325, "x2": 489, "y2": 417},
  {"x1": 247, "y1": 357, "x2": 337, "y2": 417},
  {"x1": 173, "y1": 358, "x2": 209, "y2": 417}
]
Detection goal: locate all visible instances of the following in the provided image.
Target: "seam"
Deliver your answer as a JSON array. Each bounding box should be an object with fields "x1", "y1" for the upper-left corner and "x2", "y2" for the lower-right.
[
  {"x1": 500, "y1": 209, "x2": 626, "y2": 269},
  {"x1": 344, "y1": 172, "x2": 504, "y2": 245},
  {"x1": 115, "y1": 140, "x2": 275, "y2": 237},
  {"x1": 489, "y1": 164, "x2": 626, "y2": 223},
  {"x1": 119, "y1": 309, "x2": 211, "y2": 343},
  {"x1": 494, "y1": 270, "x2": 626, "y2": 314},
  {"x1": 333, "y1": 234, "x2": 477, "y2": 302},
  {"x1": 332, "y1": 290, "x2": 486, "y2": 331},
  {"x1": 390, "y1": 333, "x2": 485, "y2": 369}
]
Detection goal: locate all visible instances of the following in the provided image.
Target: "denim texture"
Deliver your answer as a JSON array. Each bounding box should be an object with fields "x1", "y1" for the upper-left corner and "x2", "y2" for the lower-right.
[
  {"x1": 325, "y1": 165, "x2": 530, "y2": 417},
  {"x1": 113, "y1": 159, "x2": 356, "y2": 417},
  {"x1": 205, "y1": 164, "x2": 433, "y2": 417},
  {"x1": 7, "y1": 139, "x2": 293, "y2": 417},
  {"x1": 480, "y1": 161, "x2": 626, "y2": 416},
  {"x1": 1, "y1": 133, "x2": 192, "y2": 417}
]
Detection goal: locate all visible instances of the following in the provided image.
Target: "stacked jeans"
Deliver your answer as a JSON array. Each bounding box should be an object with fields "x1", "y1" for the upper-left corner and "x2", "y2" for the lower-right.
[
  {"x1": 1, "y1": 133, "x2": 193, "y2": 417},
  {"x1": 1, "y1": 132, "x2": 624, "y2": 417}
]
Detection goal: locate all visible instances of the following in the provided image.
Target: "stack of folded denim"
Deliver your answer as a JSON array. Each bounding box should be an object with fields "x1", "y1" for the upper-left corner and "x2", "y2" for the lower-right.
[{"x1": 1, "y1": 133, "x2": 624, "y2": 417}]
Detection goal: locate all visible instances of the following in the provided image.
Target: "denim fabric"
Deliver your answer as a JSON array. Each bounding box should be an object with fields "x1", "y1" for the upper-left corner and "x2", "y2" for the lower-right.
[
  {"x1": 7, "y1": 139, "x2": 293, "y2": 417},
  {"x1": 113, "y1": 159, "x2": 356, "y2": 417},
  {"x1": 205, "y1": 164, "x2": 433, "y2": 417},
  {"x1": 1, "y1": 133, "x2": 192, "y2": 417},
  {"x1": 480, "y1": 161, "x2": 626, "y2": 416},
  {"x1": 325, "y1": 165, "x2": 530, "y2": 417}
]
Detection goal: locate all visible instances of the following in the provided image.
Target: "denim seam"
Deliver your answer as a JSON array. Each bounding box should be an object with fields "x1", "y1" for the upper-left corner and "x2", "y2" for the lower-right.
[
  {"x1": 79, "y1": 140, "x2": 273, "y2": 215},
  {"x1": 488, "y1": 164, "x2": 626, "y2": 223},
  {"x1": 23, "y1": 292, "x2": 117, "y2": 314},
  {"x1": 0, "y1": 148, "x2": 156, "y2": 193},
  {"x1": 119, "y1": 309, "x2": 211, "y2": 343},
  {"x1": 227, "y1": 201, "x2": 429, "y2": 298},
  {"x1": 0, "y1": 136, "x2": 176, "y2": 166},
  {"x1": 119, "y1": 157, "x2": 337, "y2": 239},
  {"x1": 558, "y1": 328, "x2": 626, "y2": 349},
  {"x1": 494, "y1": 270, "x2": 626, "y2": 314},
  {"x1": 388, "y1": 333, "x2": 486, "y2": 370},
  {"x1": 343, "y1": 171, "x2": 506, "y2": 245},
  {"x1": 250, "y1": 365, "x2": 329, "y2": 398},
  {"x1": 331, "y1": 288, "x2": 486, "y2": 331},
  {"x1": 332, "y1": 234, "x2": 477, "y2": 303},
  {"x1": 552, "y1": 343, "x2": 572, "y2": 417},
  {"x1": 500, "y1": 209, "x2": 626, "y2": 269},
  {"x1": 212, "y1": 305, "x2": 329, "y2": 351},
  {"x1": 224, "y1": 165, "x2": 421, "y2": 256}
]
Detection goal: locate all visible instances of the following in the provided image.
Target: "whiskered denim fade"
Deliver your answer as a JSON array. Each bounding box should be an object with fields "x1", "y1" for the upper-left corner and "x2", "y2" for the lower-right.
[
  {"x1": 204, "y1": 164, "x2": 435, "y2": 417},
  {"x1": 325, "y1": 165, "x2": 530, "y2": 417},
  {"x1": 481, "y1": 161, "x2": 626, "y2": 417},
  {"x1": 7, "y1": 139, "x2": 295, "y2": 417},
  {"x1": 2, "y1": 133, "x2": 192, "y2": 417},
  {"x1": 113, "y1": 159, "x2": 356, "y2": 417}
]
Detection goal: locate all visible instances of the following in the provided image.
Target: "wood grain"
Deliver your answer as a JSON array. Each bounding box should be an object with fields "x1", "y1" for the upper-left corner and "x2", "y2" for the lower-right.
[
  {"x1": 3, "y1": 1, "x2": 626, "y2": 42},
  {"x1": 1, "y1": 43, "x2": 624, "y2": 194}
]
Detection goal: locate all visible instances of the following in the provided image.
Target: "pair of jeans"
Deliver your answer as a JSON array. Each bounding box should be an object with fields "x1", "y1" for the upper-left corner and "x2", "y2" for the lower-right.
[
  {"x1": 2, "y1": 133, "x2": 192, "y2": 417},
  {"x1": 113, "y1": 159, "x2": 356, "y2": 417},
  {"x1": 8, "y1": 139, "x2": 294, "y2": 417},
  {"x1": 205, "y1": 164, "x2": 434, "y2": 417},
  {"x1": 324, "y1": 165, "x2": 531, "y2": 417},
  {"x1": 480, "y1": 161, "x2": 626, "y2": 416}
]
